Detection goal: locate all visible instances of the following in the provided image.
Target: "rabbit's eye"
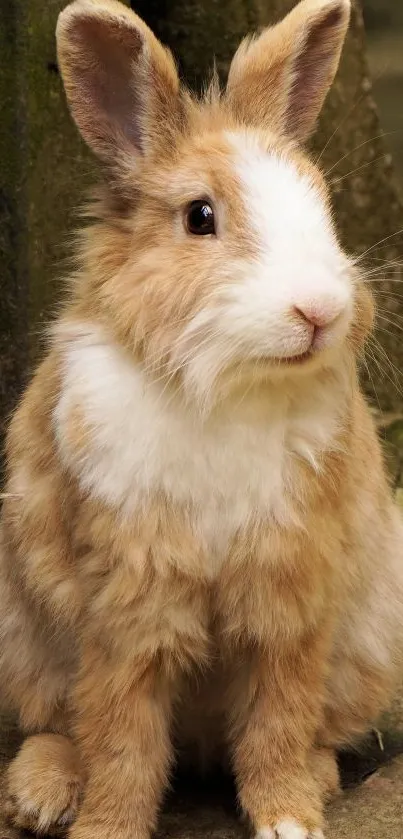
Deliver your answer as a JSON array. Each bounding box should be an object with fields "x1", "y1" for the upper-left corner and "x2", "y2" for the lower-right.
[{"x1": 186, "y1": 200, "x2": 215, "y2": 236}]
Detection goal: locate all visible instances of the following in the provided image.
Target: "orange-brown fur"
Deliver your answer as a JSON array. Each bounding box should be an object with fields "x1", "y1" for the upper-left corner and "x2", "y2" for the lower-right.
[
  {"x1": 6, "y1": 734, "x2": 84, "y2": 834},
  {"x1": 1, "y1": 1, "x2": 403, "y2": 838}
]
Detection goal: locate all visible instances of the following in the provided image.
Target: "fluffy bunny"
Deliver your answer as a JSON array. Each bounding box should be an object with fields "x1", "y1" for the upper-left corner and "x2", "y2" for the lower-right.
[{"x1": 1, "y1": 1, "x2": 403, "y2": 838}]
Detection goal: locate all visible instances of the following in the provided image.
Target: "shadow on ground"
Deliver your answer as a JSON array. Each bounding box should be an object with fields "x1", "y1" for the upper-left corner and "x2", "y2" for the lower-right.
[{"x1": 1, "y1": 710, "x2": 403, "y2": 839}]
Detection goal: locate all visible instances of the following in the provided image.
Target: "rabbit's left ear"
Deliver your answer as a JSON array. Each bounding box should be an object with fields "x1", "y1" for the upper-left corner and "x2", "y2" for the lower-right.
[
  {"x1": 56, "y1": 0, "x2": 181, "y2": 166},
  {"x1": 226, "y1": 0, "x2": 351, "y2": 142}
]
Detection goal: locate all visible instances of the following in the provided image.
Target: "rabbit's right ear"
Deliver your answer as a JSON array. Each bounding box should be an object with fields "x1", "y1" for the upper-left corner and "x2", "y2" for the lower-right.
[
  {"x1": 56, "y1": 0, "x2": 181, "y2": 165},
  {"x1": 226, "y1": 0, "x2": 350, "y2": 142}
]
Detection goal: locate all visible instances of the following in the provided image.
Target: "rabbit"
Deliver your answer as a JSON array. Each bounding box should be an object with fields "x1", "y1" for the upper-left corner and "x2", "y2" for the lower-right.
[{"x1": 1, "y1": 0, "x2": 403, "y2": 837}]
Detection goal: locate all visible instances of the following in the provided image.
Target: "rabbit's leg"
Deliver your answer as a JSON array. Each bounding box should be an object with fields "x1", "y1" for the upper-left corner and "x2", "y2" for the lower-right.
[
  {"x1": 308, "y1": 747, "x2": 340, "y2": 802},
  {"x1": 67, "y1": 644, "x2": 177, "y2": 839},
  {"x1": 0, "y1": 532, "x2": 76, "y2": 734},
  {"x1": 320, "y1": 650, "x2": 393, "y2": 749},
  {"x1": 227, "y1": 633, "x2": 330, "y2": 839},
  {"x1": 0, "y1": 525, "x2": 82, "y2": 833},
  {"x1": 320, "y1": 538, "x2": 403, "y2": 750},
  {"x1": 5, "y1": 733, "x2": 84, "y2": 835}
]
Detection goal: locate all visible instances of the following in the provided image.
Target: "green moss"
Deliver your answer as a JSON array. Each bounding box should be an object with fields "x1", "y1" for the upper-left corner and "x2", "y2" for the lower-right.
[
  {"x1": 0, "y1": 1, "x2": 28, "y2": 456},
  {"x1": 20, "y1": 1, "x2": 95, "y2": 360}
]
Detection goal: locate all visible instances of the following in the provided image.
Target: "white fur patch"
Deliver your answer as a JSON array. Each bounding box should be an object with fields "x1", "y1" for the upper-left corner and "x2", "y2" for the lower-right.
[
  {"x1": 55, "y1": 321, "x2": 346, "y2": 577},
  {"x1": 213, "y1": 133, "x2": 353, "y2": 363},
  {"x1": 275, "y1": 820, "x2": 309, "y2": 839},
  {"x1": 256, "y1": 821, "x2": 324, "y2": 839}
]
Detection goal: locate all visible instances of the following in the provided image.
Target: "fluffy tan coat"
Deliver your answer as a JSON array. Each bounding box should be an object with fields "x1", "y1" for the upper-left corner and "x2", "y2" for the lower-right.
[{"x1": 1, "y1": 1, "x2": 403, "y2": 838}]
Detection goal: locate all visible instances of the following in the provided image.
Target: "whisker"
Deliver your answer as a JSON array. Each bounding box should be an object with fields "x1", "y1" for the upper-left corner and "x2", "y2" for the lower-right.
[
  {"x1": 373, "y1": 293, "x2": 403, "y2": 303},
  {"x1": 369, "y1": 336, "x2": 400, "y2": 390},
  {"x1": 354, "y1": 229, "x2": 403, "y2": 264},
  {"x1": 361, "y1": 274, "x2": 403, "y2": 294},
  {"x1": 371, "y1": 335, "x2": 401, "y2": 383},
  {"x1": 366, "y1": 346, "x2": 389, "y2": 391},
  {"x1": 362, "y1": 256, "x2": 403, "y2": 265},
  {"x1": 362, "y1": 350, "x2": 382, "y2": 412},
  {"x1": 317, "y1": 46, "x2": 401, "y2": 170},
  {"x1": 375, "y1": 306, "x2": 403, "y2": 321},
  {"x1": 315, "y1": 97, "x2": 366, "y2": 167},
  {"x1": 377, "y1": 314, "x2": 403, "y2": 334},
  {"x1": 366, "y1": 340, "x2": 403, "y2": 401},
  {"x1": 330, "y1": 154, "x2": 388, "y2": 187},
  {"x1": 323, "y1": 129, "x2": 403, "y2": 178},
  {"x1": 359, "y1": 261, "x2": 402, "y2": 277}
]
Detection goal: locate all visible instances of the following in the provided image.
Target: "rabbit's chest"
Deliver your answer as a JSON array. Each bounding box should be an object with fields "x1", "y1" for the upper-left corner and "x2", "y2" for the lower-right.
[
  {"x1": 55, "y1": 327, "x2": 339, "y2": 565},
  {"x1": 135, "y1": 415, "x2": 289, "y2": 559}
]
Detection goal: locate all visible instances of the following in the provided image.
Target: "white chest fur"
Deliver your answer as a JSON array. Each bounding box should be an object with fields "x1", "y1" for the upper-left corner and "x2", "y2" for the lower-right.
[{"x1": 55, "y1": 323, "x2": 345, "y2": 568}]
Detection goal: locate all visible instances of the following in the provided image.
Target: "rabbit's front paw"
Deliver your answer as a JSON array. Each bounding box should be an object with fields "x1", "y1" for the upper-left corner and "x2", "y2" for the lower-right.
[
  {"x1": 5, "y1": 734, "x2": 83, "y2": 835},
  {"x1": 256, "y1": 822, "x2": 324, "y2": 839},
  {"x1": 255, "y1": 819, "x2": 325, "y2": 839}
]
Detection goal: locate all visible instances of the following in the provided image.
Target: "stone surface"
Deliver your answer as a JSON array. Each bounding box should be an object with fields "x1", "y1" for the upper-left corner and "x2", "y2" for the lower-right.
[
  {"x1": 160, "y1": 754, "x2": 403, "y2": 838},
  {"x1": 327, "y1": 756, "x2": 403, "y2": 838}
]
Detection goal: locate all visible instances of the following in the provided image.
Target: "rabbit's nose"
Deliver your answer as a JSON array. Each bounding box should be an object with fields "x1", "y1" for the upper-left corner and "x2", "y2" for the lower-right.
[{"x1": 293, "y1": 299, "x2": 345, "y2": 329}]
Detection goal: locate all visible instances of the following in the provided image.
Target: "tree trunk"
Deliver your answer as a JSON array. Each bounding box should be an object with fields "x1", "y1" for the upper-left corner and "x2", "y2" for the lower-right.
[{"x1": 0, "y1": 0, "x2": 93, "y2": 470}]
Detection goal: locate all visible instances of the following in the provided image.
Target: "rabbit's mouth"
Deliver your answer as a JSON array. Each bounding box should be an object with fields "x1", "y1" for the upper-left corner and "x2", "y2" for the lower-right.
[
  {"x1": 268, "y1": 321, "x2": 345, "y2": 368},
  {"x1": 247, "y1": 348, "x2": 315, "y2": 368},
  {"x1": 274, "y1": 350, "x2": 314, "y2": 366},
  {"x1": 241, "y1": 342, "x2": 337, "y2": 376}
]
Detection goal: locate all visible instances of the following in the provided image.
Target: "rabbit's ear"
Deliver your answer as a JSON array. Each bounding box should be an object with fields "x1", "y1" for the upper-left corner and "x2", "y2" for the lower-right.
[
  {"x1": 56, "y1": 0, "x2": 181, "y2": 164},
  {"x1": 226, "y1": 0, "x2": 350, "y2": 142}
]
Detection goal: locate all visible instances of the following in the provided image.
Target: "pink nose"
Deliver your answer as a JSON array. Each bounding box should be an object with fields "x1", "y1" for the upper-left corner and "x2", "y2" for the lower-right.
[{"x1": 294, "y1": 301, "x2": 343, "y2": 329}]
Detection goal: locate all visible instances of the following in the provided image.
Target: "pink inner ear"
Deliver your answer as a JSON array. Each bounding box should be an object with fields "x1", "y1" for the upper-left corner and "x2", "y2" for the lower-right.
[
  {"x1": 69, "y1": 16, "x2": 146, "y2": 153},
  {"x1": 285, "y1": 7, "x2": 346, "y2": 140}
]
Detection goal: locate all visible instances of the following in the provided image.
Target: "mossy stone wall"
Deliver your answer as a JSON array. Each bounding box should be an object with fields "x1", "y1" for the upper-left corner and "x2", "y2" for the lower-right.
[{"x1": 0, "y1": 0, "x2": 95, "y2": 458}]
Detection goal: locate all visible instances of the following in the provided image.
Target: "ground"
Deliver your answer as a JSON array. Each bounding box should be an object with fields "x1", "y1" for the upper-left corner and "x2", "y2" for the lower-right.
[
  {"x1": 0, "y1": 717, "x2": 403, "y2": 838},
  {"x1": 1, "y1": 680, "x2": 403, "y2": 837}
]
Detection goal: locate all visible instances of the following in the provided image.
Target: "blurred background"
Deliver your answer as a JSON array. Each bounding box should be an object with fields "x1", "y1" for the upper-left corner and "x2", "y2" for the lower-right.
[
  {"x1": 0, "y1": 0, "x2": 403, "y2": 476},
  {"x1": 364, "y1": 0, "x2": 403, "y2": 188}
]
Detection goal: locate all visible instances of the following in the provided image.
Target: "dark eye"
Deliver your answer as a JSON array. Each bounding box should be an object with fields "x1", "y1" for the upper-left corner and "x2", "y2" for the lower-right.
[{"x1": 186, "y1": 200, "x2": 215, "y2": 236}]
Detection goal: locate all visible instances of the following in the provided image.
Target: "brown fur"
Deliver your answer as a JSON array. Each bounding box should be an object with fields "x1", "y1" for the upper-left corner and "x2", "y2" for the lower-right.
[{"x1": 1, "y1": 1, "x2": 402, "y2": 838}]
